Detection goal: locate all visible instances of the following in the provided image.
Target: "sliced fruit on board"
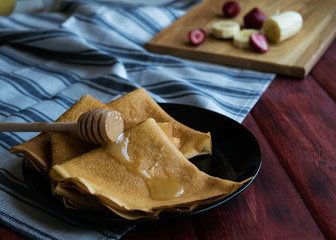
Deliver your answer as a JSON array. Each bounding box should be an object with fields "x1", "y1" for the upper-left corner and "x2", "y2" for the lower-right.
[
  {"x1": 263, "y1": 11, "x2": 303, "y2": 43},
  {"x1": 250, "y1": 33, "x2": 269, "y2": 53},
  {"x1": 188, "y1": 29, "x2": 207, "y2": 46},
  {"x1": 211, "y1": 20, "x2": 240, "y2": 39},
  {"x1": 233, "y1": 29, "x2": 259, "y2": 49}
]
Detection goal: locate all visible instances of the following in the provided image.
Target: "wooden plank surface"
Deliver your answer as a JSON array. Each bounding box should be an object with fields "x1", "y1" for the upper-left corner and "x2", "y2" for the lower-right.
[
  {"x1": 145, "y1": 0, "x2": 336, "y2": 78},
  {"x1": 311, "y1": 40, "x2": 336, "y2": 102},
  {"x1": 251, "y1": 40, "x2": 336, "y2": 239},
  {"x1": 123, "y1": 114, "x2": 324, "y2": 240}
]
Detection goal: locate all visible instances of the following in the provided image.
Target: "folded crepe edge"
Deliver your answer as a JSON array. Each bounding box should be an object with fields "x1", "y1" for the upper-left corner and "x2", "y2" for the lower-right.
[
  {"x1": 9, "y1": 94, "x2": 112, "y2": 175},
  {"x1": 107, "y1": 88, "x2": 212, "y2": 159},
  {"x1": 50, "y1": 168, "x2": 253, "y2": 220},
  {"x1": 10, "y1": 133, "x2": 51, "y2": 178},
  {"x1": 50, "y1": 166, "x2": 252, "y2": 219}
]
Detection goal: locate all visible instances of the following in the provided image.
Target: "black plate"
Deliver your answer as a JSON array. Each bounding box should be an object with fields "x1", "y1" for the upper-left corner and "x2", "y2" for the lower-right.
[{"x1": 23, "y1": 103, "x2": 262, "y2": 225}]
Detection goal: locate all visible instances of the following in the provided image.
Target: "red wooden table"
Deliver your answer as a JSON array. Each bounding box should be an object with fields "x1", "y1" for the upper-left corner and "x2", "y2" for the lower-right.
[{"x1": 1, "y1": 40, "x2": 335, "y2": 240}]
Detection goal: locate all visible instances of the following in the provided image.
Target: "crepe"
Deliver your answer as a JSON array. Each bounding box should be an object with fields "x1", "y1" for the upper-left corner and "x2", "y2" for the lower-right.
[
  {"x1": 49, "y1": 118, "x2": 246, "y2": 219},
  {"x1": 51, "y1": 181, "x2": 107, "y2": 212},
  {"x1": 11, "y1": 133, "x2": 51, "y2": 178},
  {"x1": 9, "y1": 95, "x2": 110, "y2": 176},
  {"x1": 10, "y1": 88, "x2": 211, "y2": 177},
  {"x1": 108, "y1": 88, "x2": 211, "y2": 159},
  {"x1": 9, "y1": 88, "x2": 215, "y2": 215}
]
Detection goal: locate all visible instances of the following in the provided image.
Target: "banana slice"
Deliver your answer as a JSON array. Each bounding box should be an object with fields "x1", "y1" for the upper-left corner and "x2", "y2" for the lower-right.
[
  {"x1": 233, "y1": 29, "x2": 259, "y2": 49},
  {"x1": 263, "y1": 11, "x2": 303, "y2": 43},
  {"x1": 211, "y1": 20, "x2": 240, "y2": 39}
]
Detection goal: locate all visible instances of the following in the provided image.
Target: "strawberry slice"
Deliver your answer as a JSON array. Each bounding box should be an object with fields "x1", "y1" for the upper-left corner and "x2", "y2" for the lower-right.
[
  {"x1": 188, "y1": 29, "x2": 207, "y2": 46},
  {"x1": 250, "y1": 33, "x2": 269, "y2": 53}
]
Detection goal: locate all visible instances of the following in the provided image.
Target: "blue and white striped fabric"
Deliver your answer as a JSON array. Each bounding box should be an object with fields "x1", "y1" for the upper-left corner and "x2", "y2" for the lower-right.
[{"x1": 0, "y1": 0, "x2": 274, "y2": 239}]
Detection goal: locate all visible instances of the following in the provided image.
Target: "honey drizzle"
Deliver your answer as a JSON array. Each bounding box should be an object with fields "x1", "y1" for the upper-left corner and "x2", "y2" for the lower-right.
[{"x1": 104, "y1": 133, "x2": 184, "y2": 200}]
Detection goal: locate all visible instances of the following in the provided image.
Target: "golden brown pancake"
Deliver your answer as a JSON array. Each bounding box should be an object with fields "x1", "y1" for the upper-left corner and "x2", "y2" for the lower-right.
[
  {"x1": 49, "y1": 118, "x2": 245, "y2": 219},
  {"x1": 51, "y1": 181, "x2": 107, "y2": 212},
  {"x1": 49, "y1": 95, "x2": 111, "y2": 167},
  {"x1": 9, "y1": 89, "x2": 218, "y2": 218},
  {"x1": 10, "y1": 133, "x2": 51, "y2": 178},
  {"x1": 108, "y1": 88, "x2": 211, "y2": 158},
  {"x1": 9, "y1": 95, "x2": 110, "y2": 176},
  {"x1": 10, "y1": 88, "x2": 211, "y2": 176}
]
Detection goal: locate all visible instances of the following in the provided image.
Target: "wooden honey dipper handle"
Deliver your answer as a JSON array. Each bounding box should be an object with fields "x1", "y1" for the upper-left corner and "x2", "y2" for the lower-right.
[
  {"x1": 0, "y1": 122, "x2": 77, "y2": 132},
  {"x1": 0, "y1": 108, "x2": 124, "y2": 144}
]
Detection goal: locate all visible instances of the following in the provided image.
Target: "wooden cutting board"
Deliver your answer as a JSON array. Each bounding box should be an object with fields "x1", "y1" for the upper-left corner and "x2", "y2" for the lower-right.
[{"x1": 145, "y1": 0, "x2": 336, "y2": 78}]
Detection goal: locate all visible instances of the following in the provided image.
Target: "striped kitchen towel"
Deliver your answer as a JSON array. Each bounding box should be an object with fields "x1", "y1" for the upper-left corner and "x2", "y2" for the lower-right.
[{"x1": 0, "y1": 0, "x2": 274, "y2": 239}]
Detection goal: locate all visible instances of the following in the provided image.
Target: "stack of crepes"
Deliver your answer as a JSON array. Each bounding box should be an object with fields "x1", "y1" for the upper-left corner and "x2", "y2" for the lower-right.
[{"x1": 10, "y1": 88, "x2": 249, "y2": 220}]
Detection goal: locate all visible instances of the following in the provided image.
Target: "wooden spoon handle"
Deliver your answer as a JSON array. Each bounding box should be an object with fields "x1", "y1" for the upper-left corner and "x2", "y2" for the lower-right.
[
  {"x1": 0, "y1": 108, "x2": 124, "y2": 144},
  {"x1": 0, "y1": 122, "x2": 77, "y2": 132}
]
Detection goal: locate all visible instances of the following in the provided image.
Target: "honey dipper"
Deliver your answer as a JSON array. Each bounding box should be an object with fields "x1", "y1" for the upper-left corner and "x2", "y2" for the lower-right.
[{"x1": 0, "y1": 108, "x2": 124, "y2": 144}]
